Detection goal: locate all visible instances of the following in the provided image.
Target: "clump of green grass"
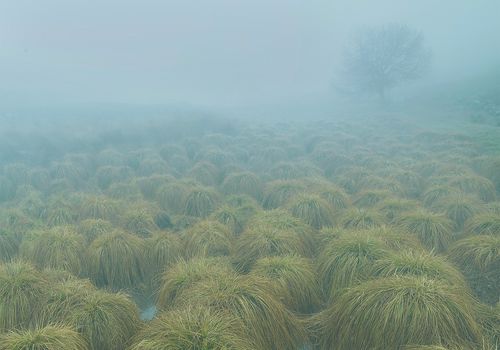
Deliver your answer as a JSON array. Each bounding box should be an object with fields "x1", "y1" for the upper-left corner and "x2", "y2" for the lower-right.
[
  {"x1": 287, "y1": 193, "x2": 335, "y2": 229},
  {"x1": 262, "y1": 180, "x2": 306, "y2": 209},
  {"x1": 21, "y1": 226, "x2": 87, "y2": 276},
  {"x1": 367, "y1": 226, "x2": 424, "y2": 251},
  {"x1": 372, "y1": 250, "x2": 467, "y2": 288},
  {"x1": 234, "y1": 225, "x2": 310, "y2": 272},
  {"x1": 122, "y1": 207, "x2": 158, "y2": 236},
  {"x1": 313, "y1": 276, "x2": 483, "y2": 350},
  {"x1": 210, "y1": 205, "x2": 245, "y2": 234},
  {"x1": 0, "y1": 324, "x2": 88, "y2": 350},
  {"x1": 422, "y1": 185, "x2": 459, "y2": 208},
  {"x1": 188, "y1": 161, "x2": 220, "y2": 186},
  {"x1": 78, "y1": 195, "x2": 118, "y2": 221},
  {"x1": 465, "y1": 213, "x2": 500, "y2": 236},
  {"x1": 145, "y1": 232, "x2": 181, "y2": 282},
  {"x1": 0, "y1": 260, "x2": 49, "y2": 331},
  {"x1": 175, "y1": 274, "x2": 307, "y2": 350},
  {"x1": 64, "y1": 289, "x2": 141, "y2": 350},
  {"x1": 397, "y1": 210, "x2": 454, "y2": 252},
  {"x1": 156, "y1": 182, "x2": 189, "y2": 214},
  {"x1": 248, "y1": 209, "x2": 316, "y2": 256},
  {"x1": 221, "y1": 171, "x2": 263, "y2": 200},
  {"x1": 251, "y1": 255, "x2": 321, "y2": 314},
  {"x1": 0, "y1": 229, "x2": 18, "y2": 262},
  {"x1": 376, "y1": 198, "x2": 420, "y2": 222},
  {"x1": 339, "y1": 208, "x2": 385, "y2": 229},
  {"x1": 319, "y1": 186, "x2": 351, "y2": 212},
  {"x1": 436, "y1": 194, "x2": 485, "y2": 230},
  {"x1": 157, "y1": 257, "x2": 235, "y2": 310},
  {"x1": 182, "y1": 220, "x2": 233, "y2": 258},
  {"x1": 449, "y1": 235, "x2": 500, "y2": 304},
  {"x1": 448, "y1": 175, "x2": 496, "y2": 202},
  {"x1": 77, "y1": 219, "x2": 113, "y2": 243},
  {"x1": 128, "y1": 306, "x2": 256, "y2": 350},
  {"x1": 88, "y1": 230, "x2": 145, "y2": 290},
  {"x1": 317, "y1": 231, "x2": 389, "y2": 300},
  {"x1": 353, "y1": 190, "x2": 394, "y2": 208},
  {"x1": 183, "y1": 187, "x2": 220, "y2": 218}
]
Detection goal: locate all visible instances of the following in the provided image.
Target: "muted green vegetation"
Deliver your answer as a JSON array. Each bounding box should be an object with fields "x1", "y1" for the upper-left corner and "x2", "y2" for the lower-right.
[{"x1": 0, "y1": 116, "x2": 499, "y2": 349}]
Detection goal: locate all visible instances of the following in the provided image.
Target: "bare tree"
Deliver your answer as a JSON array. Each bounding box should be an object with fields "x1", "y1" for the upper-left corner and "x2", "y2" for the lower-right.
[{"x1": 341, "y1": 23, "x2": 431, "y2": 101}]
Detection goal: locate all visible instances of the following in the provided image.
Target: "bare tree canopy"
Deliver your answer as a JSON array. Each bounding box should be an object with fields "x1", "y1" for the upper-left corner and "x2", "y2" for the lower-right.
[{"x1": 341, "y1": 23, "x2": 432, "y2": 100}]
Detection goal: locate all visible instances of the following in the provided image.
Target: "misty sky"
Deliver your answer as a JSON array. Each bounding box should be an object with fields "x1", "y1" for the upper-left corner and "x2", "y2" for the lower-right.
[{"x1": 1, "y1": 0, "x2": 499, "y2": 108}]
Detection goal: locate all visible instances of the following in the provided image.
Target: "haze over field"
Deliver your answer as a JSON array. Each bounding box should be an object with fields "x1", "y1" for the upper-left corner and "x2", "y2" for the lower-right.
[{"x1": 1, "y1": 0, "x2": 499, "y2": 116}]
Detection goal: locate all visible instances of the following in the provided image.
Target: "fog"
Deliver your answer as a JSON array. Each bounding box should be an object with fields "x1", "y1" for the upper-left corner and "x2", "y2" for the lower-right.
[{"x1": 1, "y1": 0, "x2": 499, "y2": 115}]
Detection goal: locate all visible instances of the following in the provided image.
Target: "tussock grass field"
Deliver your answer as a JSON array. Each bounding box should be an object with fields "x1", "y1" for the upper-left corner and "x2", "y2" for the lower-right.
[{"x1": 0, "y1": 116, "x2": 499, "y2": 349}]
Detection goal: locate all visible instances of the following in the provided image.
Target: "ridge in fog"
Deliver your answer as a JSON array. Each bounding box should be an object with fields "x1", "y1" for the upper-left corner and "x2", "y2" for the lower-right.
[{"x1": 0, "y1": 0, "x2": 499, "y2": 115}]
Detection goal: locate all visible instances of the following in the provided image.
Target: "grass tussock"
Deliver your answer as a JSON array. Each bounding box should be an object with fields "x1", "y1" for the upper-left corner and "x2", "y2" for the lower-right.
[
  {"x1": 183, "y1": 187, "x2": 220, "y2": 218},
  {"x1": 157, "y1": 257, "x2": 235, "y2": 310},
  {"x1": 128, "y1": 306, "x2": 257, "y2": 350},
  {"x1": 63, "y1": 289, "x2": 141, "y2": 350},
  {"x1": 182, "y1": 220, "x2": 233, "y2": 258},
  {"x1": 287, "y1": 193, "x2": 335, "y2": 229},
  {"x1": 372, "y1": 250, "x2": 467, "y2": 288},
  {"x1": 88, "y1": 230, "x2": 145, "y2": 289},
  {"x1": 313, "y1": 276, "x2": 483, "y2": 350},
  {"x1": 251, "y1": 255, "x2": 321, "y2": 314},
  {"x1": 0, "y1": 324, "x2": 88, "y2": 350},
  {"x1": 175, "y1": 274, "x2": 307, "y2": 350},
  {"x1": 0, "y1": 260, "x2": 49, "y2": 330},
  {"x1": 397, "y1": 210, "x2": 454, "y2": 252},
  {"x1": 317, "y1": 231, "x2": 389, "y2": 300},
  {"x1": 21, "y1": 226, "x2": 87, "y2": 276}
]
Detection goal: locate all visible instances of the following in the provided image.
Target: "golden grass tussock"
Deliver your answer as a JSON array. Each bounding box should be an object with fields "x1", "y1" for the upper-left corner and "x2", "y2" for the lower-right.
[
  {"x1": 157, "y1": 257, "x2": 235, "y2": 310},
  {"x1": 287, "y1": 193, "x2": 335, "y2": 229},
  {"x1": 262, "y1": 180, "x2": 306, "y2": 209},
  {"x1": 0, "y1": 324, "x2": 89, "y2": 350},
  {"x1": 183, "y1": 187, "x2": 220, "y2": 218},
  {"x1": 422, "y1": 185, "x2": 460, "y2": 208},
  {"x1": 122, "y1": 208, "x2": 158, "y2": 237},
  {"x1": 449, "y1": 235, "x2": 500, "y2": 303},
  {"x1": 77, "y1": 219, "x2": 113, "y2": 243},
  {"x1": 0, "y1": 260, "x2": 49, "y2": 331},
  {"x1": 313, "y1": 276, "x2": 483, "y2": 350},
  {"x1": 436, "y1": 193, "x2": 485, "y2": 230},
  {"x1": 21, "y1": 226, "x2": 88, "y2": 276},
  {"x1": 372, "y1": 250, "x2": 468, "y2": 288},
  {"x1": 397, "y1": 210, "x2": 454, "y2": 252},
  {"x1": 353, "y1": 189, "x2": 394, "y2": 208},
  {"x1": 174, "y1": 273, "x2": 307, "y2": 350},
  {"x1": 366, "y1": 226, "x2": 424, "y2": 251},
  {"x1": 221, "y1": 171, "x2": 263, "y2": 200},
  {"x1": 63, "y1": 289, "x2": 141, "y2": 350},
  {"x1": 0, "y1": 229, "x2": 18, "y2": 262},
  {"x1": 318, "y1": 186, "x2": 351, "y2": 211},
  {"x1": 182, "y1": 219, "x2": 233, "y2": 258},
  {"x1": 87, "y1": 230, "x2": 145, "y2": 290},
  {"x1": 79, "y1": 195, "x2": 119, "y2": 221},
  {"x1": 248, "y1": 209, "x2": 317, "y2": 255},
  {"x1": 128, "y1": 306, "x2": 257, "y2": 350},
  {"x1": 376, "y1": 198, "x2": 420, "y2": 222},
  {"x1": 210, "y1": 205, "x2": 245, "y2": 234},
  {"x1": 465, "y1": 213, "x2": 500, "y2": 236},
  {"x1": 448, "y1": 175, "x2": 496, "y2": 202},
  {"x1": 251, "y1": 255, "x2": 321, "y2": 314},
  {"x1": 156, "y1": 182, "x2": 189, "y2": 214},
  {"x1": 145, "y1": 231, "x2": 182, "y2": 278},
  {"x1": 339, "y1": 208, "x2": 386, "y2": 229},
  {"x1": 317, "y1": 231, "x2": 389, "y2": 300},
  {"x1": 234, "y1": 225, "x2": 310, "y2": 272}
]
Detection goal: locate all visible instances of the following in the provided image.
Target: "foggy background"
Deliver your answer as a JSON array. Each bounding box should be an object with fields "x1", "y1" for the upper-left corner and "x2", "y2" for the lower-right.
[{"x1": 1, "y1": 0, "x2": 499, "y2": 117}]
